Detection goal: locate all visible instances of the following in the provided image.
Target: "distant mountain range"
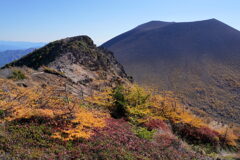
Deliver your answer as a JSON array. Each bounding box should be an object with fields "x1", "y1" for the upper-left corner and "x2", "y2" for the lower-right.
[
  {"x1": 0, "y1": 48, "x2": 36, "y2": 67},
  {"x1": 0, "y1": 41, "x2": 46, "y2": 67},
  {"x1": 102, "y1": 19, "x2": 240, "y2": 124},
  {"x1": 0, "y1": 41, "x2": 46, "y2": 51}
]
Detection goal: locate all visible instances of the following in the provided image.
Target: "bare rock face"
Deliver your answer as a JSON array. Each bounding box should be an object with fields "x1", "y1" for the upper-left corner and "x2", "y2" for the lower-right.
[{"x1": 3, "y1": 36, "x2": 131, "y2": 96}]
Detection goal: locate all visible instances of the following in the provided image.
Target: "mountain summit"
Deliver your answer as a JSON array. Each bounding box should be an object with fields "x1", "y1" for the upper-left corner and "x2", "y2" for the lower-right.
[
  {"x1": 103, "y1": 19, "x2": 240, "y2": 61},
  {"x1": 102, "y1": 19, "x2": 240, "y2": 123}
]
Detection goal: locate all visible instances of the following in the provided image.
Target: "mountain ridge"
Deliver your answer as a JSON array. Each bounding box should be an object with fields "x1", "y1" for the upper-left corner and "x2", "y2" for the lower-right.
[
  {"x1": 0, "y1": 48, "x2": 36, "y2": 67},
  {"x1": 1, "y1": 35, "x2": 131, "y2": 96}
]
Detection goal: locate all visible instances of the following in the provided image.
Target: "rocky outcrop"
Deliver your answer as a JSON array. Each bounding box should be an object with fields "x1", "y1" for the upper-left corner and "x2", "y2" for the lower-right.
[{"x1": 2, "y1": 36, "x2": 131, "y2": 96}]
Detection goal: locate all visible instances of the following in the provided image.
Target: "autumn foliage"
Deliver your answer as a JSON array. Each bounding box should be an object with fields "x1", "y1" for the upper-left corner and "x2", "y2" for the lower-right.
[
  {"x1": 0, "y1": 77, "x2": 239, "y2": 160},
  {"x1": 0, "y1": 78, "x2": 106, "y2": 141},
  {"x1": 87, "y1": 84, "x2": 240, "y2": 147}
]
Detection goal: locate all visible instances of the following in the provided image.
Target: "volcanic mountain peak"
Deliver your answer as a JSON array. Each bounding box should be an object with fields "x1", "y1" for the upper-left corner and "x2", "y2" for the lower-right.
[
  {"x1": 103, "y1": 18, "x2": 240, "y2": 50},
  {"x1": 135, "y1": 18, "x2": 237, "y2": 31},
  {"x1": 134, "y1": 20, "x2": 175, "y2": 31},
  {"x1": 102, "y1": 19, "x2": 240, "y2": 124}
]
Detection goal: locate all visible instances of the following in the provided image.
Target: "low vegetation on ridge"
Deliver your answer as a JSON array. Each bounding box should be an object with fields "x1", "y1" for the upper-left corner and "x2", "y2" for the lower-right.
[
  {"x1": 88, "y1": 84, "x2": 239, "y2": 147},
  {"x1": 0, "y1": 77, "x2": 239, "y2": 159}
]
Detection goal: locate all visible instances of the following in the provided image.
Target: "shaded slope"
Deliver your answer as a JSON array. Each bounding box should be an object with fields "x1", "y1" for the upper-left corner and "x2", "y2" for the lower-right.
[{"x1": 102, "y1": 19, "x2": 240, "y2": 123}]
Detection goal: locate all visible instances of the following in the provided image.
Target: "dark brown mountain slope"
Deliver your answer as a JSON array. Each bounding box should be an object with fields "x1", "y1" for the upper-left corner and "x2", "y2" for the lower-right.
[{"x1": 102, "y1": 19, "x2": 240, "y2": 124}]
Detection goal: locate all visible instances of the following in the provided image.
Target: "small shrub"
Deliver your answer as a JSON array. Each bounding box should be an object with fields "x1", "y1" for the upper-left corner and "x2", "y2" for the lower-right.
[
  {"x1": 134, "y1": 127, "x2": 155, "y2": 140},
  {"x1": 52, "y1": 109, "x2": 107, "y2": 141},
  {"x1": 217, "y1": 127, "x2": 239, "y2": 147},
  {"x1": 173, "y1": 123, "x2": 221, "y2": 146},
  {"x1": 0, "y1": 110, "x2": 4, "y2": 118},
  {"x1": 111, "y1": 85, "x2": 126, "y2": 118},
  {"x1": 111, "y1": 85, "x2": 152, "y2": 123},
  {"x1": 8, "y1": 70, "x2": 26, "y2": 80},
  {"x1": 144, "y1": 119, "x2": 170, "y2": 131},
  {"x1": 43, "y1": 66, "x2": 65, "y2": 77}
]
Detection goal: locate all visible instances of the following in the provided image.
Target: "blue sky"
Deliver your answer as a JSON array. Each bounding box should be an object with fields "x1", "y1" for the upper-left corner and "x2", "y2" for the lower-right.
[{"x1": 0, "y1": 0, "x2": 239, "y2": 45}]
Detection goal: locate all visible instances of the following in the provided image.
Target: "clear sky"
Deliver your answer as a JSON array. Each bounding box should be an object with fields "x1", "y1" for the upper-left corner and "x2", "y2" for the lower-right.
[{"x1": 0, "y1": 0, "x2": 240, "y2": 45}]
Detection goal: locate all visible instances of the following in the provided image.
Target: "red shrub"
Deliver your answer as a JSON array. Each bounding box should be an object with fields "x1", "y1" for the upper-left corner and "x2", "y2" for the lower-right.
[
  {"x1": 197, "y1": 127, "x2": 220, "y2": 142},
  {"x1": 173, "y1": 124, "x2": 221, "y2": 145},
  {"x1": 49, "y1": 118, "x2": 207, "y2": 160},
  {"x1": 144, "y1": 119, "x2": 170, "y2": 132}
]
